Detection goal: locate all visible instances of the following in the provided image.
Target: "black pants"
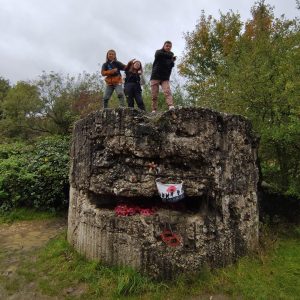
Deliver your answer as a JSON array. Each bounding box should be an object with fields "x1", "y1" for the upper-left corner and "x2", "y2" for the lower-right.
[{"x1": 124, "y1": 82, "x2": 145, "y2": 110}]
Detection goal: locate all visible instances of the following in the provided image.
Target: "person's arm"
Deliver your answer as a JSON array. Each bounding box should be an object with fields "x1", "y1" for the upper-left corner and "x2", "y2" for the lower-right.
[
  {"x1": 116, "y1": 61, "x2": 126, "y2": 71},
  {"x1": 101, "y1": 69, "x2": 117, "y2": 76},
  {"x1": 101, "y1": 63, "x2": 117, "y2": 76},
  {"x1": 155, "y1": 49, "x2": 174, "y2": 59},
  {"x1": 124, "y1": 59, "x2": 135, "y2": 71}
]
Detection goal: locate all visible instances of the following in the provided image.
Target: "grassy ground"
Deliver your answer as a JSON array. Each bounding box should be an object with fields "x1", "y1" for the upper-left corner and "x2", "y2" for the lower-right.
[
  {"x1": 0, "y1": 210, "x2": 299, "y2": 299},
  {"x1": 8, "y1": 226, "x2": 300, "y2": 299},
  {"x1": 0, "y1": 207, "x2": 61, "y2": 224}
]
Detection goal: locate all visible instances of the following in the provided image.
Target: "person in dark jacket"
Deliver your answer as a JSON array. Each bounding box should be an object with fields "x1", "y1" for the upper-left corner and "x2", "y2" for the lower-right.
[
  {"x1": 101, "y1": 49, "x2": 126, "y2": 108},
  {"x1": 150, "y1": 41, "x2": 176, "y2": 112},
  {"x1": 124, "y1": 59, "x2": 146, "y2": 110}
]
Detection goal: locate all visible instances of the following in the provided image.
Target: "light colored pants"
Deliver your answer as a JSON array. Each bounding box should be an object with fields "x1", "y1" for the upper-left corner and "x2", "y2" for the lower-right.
[
  {"x1": 103, "y1": 84, "x2": 125, "y2": 108},
  {"x1": 150, "y1": 80, "x2": 174, "y2": 111}
]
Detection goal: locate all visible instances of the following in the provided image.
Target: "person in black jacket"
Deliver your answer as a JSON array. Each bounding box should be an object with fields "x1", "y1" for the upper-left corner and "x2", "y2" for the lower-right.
[
  {"x1": 124, "y1": 59, "x2": 146, "y2": 110},
  {"x1": 150, "y1": 41, "x2": 176, "y2": 112}
]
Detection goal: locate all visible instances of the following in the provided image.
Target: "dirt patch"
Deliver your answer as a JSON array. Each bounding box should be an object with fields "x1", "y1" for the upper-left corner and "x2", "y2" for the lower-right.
[
  {"x1": 0, "y1": 218, "x2": 67, "y2": 300},
  {"x1": 0, "y1": 219, "x2": 66, "y2": 251}
]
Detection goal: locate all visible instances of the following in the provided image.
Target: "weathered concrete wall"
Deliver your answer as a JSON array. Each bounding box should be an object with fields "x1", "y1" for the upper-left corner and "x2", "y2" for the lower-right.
[{"x1": 68, "y1": 107, "x2": 259, "y2": 279}]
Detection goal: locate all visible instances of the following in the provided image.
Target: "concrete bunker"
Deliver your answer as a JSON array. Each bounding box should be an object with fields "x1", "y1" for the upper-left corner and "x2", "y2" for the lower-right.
[{"x1": 68, "y1": 107, "x2": 259, "y2": 279}]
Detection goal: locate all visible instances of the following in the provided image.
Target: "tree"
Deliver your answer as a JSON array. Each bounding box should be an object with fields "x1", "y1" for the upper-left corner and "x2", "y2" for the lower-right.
[
  {"x1": 0, "y1": 77, "x2": 11, "y2": 119},
  {"x1": 0, "y1": 81, "x2": 43, "y2": 138},
  {"x1": 0, "y1": 72, "x2": 105, "y2": 139},
  {"x1": 34, "y1": 71, "x2": 104, "y2": 134},
  {"x1": 179, "y1": 1, "x2": 300, "y2": 196},
  {"x1": 178, "y1": 10, "x2": 242, "y2": 107}
]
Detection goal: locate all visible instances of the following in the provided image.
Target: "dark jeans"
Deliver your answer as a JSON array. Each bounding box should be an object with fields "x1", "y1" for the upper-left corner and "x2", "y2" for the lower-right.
[{"x1": 124, "y1": 82, "x2": 145, "y2": 110}]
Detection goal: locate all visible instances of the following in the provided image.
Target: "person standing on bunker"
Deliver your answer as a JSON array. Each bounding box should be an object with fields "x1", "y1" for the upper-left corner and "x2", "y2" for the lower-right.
[
  {"x1": 150, "y1": 41, "x2": 176, "y2": 113},
  {"x1": 124, "y1": 59, "x2": 146, "y2": 110},
  {"x1": 101, "y1": 49, "x2": 126, "y2": 108}
]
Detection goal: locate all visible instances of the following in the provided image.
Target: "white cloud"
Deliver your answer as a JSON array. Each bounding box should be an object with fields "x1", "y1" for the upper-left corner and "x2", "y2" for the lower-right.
[{"x1": 0, "y1": 0, "x2": 298, "y2": 83}]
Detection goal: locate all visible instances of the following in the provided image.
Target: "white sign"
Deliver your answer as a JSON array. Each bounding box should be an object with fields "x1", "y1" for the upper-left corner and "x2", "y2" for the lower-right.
[{"x1": 156, "y1": 178, "x2": 185, "y2": 203}]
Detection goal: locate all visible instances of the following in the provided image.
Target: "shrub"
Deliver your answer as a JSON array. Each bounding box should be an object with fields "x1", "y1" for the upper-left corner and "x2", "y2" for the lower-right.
[
  {"x1": 0, "y1": 143, "x2": 34, "y2": 211},
  {"x1": 27, "y1": 136, "x2": 70, "y2": 210},
  {"x1": 0, "y1": 136, "x2": 70, "y2": 212}
]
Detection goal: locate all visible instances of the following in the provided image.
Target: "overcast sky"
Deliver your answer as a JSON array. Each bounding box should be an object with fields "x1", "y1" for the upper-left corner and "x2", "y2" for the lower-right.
[{"x1": 0, "y1": 0, "x2": 299, "y2": 83}]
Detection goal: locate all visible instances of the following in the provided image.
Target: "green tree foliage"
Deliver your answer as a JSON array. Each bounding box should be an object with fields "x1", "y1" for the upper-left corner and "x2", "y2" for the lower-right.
[
  {"x1": 0, "y1": 142, "x2": 34, "y2": 211},
  {"x1": 0, "y1": 77, "x2": 11, "y2": 123},
  {"x1": 35, "y1": 71, "x2": 104, "y2": 134},
  {"x1": 0, "y1": 136, "x2": 70, "y2": 212},
  {"x1": 179, "y1": 1, "x2": 300, "y2": 196},
  {"x1": 0, "y1": 81, "x2": 43, "y2": 138},
  {"x1": 0, "y1": 76, "x2": 11, "y2": 105},
  {"x1": 178, "y1": 9, "x2": 243, "y2": 107},
  {"x1": 0, "y1": 72, "x2": 104, "y2": 139}
]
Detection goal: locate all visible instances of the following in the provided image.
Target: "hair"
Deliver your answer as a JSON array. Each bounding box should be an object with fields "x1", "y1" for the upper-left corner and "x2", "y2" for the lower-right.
[
  {"x1": 106, "y1": 49, "x2": 116, "y2": 61},
  {"x1": 162, "y1": 41, "x2": 172, "y2": 50},
  {"x1": 128, "y1": 59, "x2": 143, "y2": 74}
]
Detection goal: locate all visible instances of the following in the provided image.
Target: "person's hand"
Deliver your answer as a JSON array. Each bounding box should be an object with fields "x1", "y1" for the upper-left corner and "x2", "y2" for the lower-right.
[
  {"x1": 112, "y1": 68, "x2": 118, "y2": 73},
  {"x1": 126, "y1": 59, "x2": 135, "y2": 66}
]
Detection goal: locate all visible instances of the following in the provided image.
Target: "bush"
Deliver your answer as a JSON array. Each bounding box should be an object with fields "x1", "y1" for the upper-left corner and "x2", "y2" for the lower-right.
[
  {"x1": 0, "y1": 143, "x2": 34, "y2": 211},
  {"x1": 0, "y1": 136, "x2": 70, "y2": 212},
  {"x1": 27, "y1": 136, "x2": 70, "y2": 210}
]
